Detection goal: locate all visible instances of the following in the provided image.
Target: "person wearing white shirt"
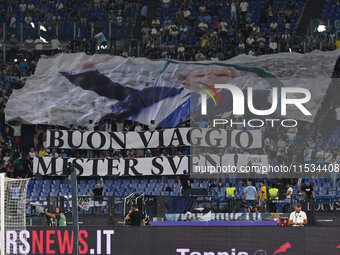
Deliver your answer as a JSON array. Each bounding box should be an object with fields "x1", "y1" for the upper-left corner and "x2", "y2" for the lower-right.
[
  {"x1": 238, "y1": 42, "x2": 245, "y2": 50},
  {"x1": 51, "y1": 36, "x2": 60, "y2": 50},
  {"x1": 29, "y1": 147, "x2": 37, "y2": 158},
  {"x1": 87, "y1": 120, "x2": 95, "y2": 131},
  {"x1": 183, "y1": 9, "x2": 191, "y2": 18},
  {"x1": 19, "y1": 1, "x2": 27, "y2": 13},
  {"x1": 240, "y1": 1, "x2": 249, "y2": 16},
  {"x1": 270, "y1": 22, "x2": 278, "y2": 30},
  {"x1": 198, "y1": 22, "x2": 208, "y2": 30},
  {"x1": 248, "y1": 49, "x2": 255, "y2": 56},
  {"x1": 218, "y1": 20, "x2": 228, "y2": 32},
  {"x1": 289, "y1": 204, "x2": 307, "y2": 226},
  {"x1": 10, "y1": 16, "x2": 16, "y2": 29},
  {"x1": 246, "y1": 36, "x2": 254, "y2": 46},
  {"x1": 151, "y1": 27, "x2": 158, "y2": 35},
  {"x1": 34, "y1": 38, "x2": 45, "y2": 50},
  {"x1": 116, "y1": 121, "x2": 124, "y2": 132},
  {"x1": 3, "y1": 152, "x2": 10, "y2": 165},
  {"x1": 56, "y1": 0, "x2": 64, "y2": 11},
  {"x1": 134, "y1": 122, "x2": 143, "y2": 132},
  {"x1": 149, "y1": 120, "x2": 157, "y2": 132},
  {"x1": 177, "y1": 43, "x2": 185, "y2": 54},
  {"x1": 285, "y1": 183, "x2": 293, "y2": 199},
  {"x1": 28, "y1": 3, "x2": 35, "y2": 12},
  {"x1": 24, "y1": 14, "x2": 32, "y2": 25},
  {"x1": 269, "y1": 41, "x2": 277, "y2": 52}
]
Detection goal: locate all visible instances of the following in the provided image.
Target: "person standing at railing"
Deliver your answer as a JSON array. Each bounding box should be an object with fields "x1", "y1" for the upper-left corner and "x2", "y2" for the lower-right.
[
  {"x1": 90, "y1": 178, "x2": 104, "y2": 215},
  {"x1": 178, "y1": 170, "x2": 191, "y2": 196},
  {"x1": 226, "y1": 183, "x2": 236, "y2": 198},
  {"x1": 268, "y1": 182, "x2": 278, "y2": 213},
  {"x1": 259, "y1": 181, "x2": 267, "y2": 212},
  {"x1": 243, "y1": 181, "x2": 258, "y2": 213}
]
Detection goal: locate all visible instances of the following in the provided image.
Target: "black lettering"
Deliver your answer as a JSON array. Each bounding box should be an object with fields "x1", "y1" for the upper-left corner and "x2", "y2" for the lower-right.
[
  {"x1": 36, "y1": 157, "x2": 57, "y2": 175},
  {"x1": 168, "y1": 129, "x2": 185, "y2": 147},
  {"x1": 167, "y1": 156, "x2": 185, "y2": 175},
  {"x1": 87, "y1": 132, "x2": 106, "y2": 149},
  {"x1": 67, "y1": 130, "x2": 84, "y2": 149},
  {"x1": 151, "y1": 157, "x2": 164, "y2": 175},
  {"x1": 73, "y1": 158, "x2": 84, "y2": 176},
  {"x1": 158, "y1": 130, "x2": 165, "y2": 147},
  {"x1": 205, "y1": 128, "x2": 222, "y2": 147},
  {"x1": 108, "y1": 132, "x2": 126, "y2": 150},
  {"x1": 107, "y1": 158, "x2": 121, "y2": 176},
  {"x1": 124, "y1": 158, "x2": 142, "y2": 176},
  {"x1": 186, "y1": 128, "x2": 202, "y2": 146},
  {"x1": 61, "y1": 157, "x2": 71, "y2": 175},
  {"x1": 49, "y1": 130, "x2": 64, "y2": 148},
  {"x1": 225, "y1": 129, "x2": 232, "y2": 147},
  {"x1": 235, "y1": 131, "x2": 253, "y2": 149},
  {"x1": 138, "y1": 131, "x2": 155, "y2": 148},
  {"x1": 89, "y1": 158, "x2": 105, "y2": 176}
]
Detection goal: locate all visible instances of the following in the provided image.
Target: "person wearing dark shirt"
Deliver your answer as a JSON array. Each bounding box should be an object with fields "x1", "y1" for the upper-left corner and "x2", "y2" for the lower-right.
[
  {"x1": 178, "y1": 170, "x2": 191, "y2": 196},
  {"x1": 302, "y1": 181, "x2": 314, "y2": 200},
  {"x1": 24, "y1": 154, "x2": 33, "y2": 177},
  {"x1": 44, "y1": 207, "x2": 67, "y2": 226},
  {"x1": 90, "y1": 178, "x2": 104, "y2": 214},
  {"x1": 125, "y1": 203, "x2": 145, "y2": 226}
]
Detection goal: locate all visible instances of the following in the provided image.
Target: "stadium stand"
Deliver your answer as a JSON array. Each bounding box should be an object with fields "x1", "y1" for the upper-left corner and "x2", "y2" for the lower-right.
[{"x1": 0, "y1": 0, "x2": 339, "y2": 221}]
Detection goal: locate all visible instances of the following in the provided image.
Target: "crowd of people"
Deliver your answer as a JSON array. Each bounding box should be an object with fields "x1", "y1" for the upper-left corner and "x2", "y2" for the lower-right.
[
  {"x1": 0, "y1": 0, "x2": 338, "y2": 190},
  {"x1": 0, "y1": 0, "x2": 337, "y2": 58}
]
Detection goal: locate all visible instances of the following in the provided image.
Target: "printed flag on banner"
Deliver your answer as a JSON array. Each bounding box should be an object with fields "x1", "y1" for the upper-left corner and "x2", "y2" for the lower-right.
[{"x1": 5, "y1": 50, "x2": 340, "y2": 127}]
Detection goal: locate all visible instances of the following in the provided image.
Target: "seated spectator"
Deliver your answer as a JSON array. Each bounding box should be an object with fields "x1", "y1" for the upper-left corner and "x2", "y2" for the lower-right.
[{"x1": 38, "y1": 147, "x2": 48, "y2": 157}]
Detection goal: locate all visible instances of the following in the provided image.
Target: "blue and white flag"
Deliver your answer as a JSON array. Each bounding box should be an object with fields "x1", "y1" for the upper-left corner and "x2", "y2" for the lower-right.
[{"x1": 5, "y1": 50, "x2": 340, "y2": 127}]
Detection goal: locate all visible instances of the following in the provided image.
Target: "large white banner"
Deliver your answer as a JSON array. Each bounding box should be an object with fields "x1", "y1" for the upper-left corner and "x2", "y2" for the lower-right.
[
  {"x1": 33, "y1": 154, "x2": 269, "y2": 176},
  {"x1": 5, "y1": 51, "x2": 340, "y2": 127},
  {"x1": 46, "y1": 128, "x2": 262, "y2": 150}
]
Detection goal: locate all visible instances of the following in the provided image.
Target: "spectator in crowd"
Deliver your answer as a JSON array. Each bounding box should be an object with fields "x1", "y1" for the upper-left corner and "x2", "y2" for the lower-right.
[
  {"x1": 178, "y1": 170, "x2": 191, "y2": 196},
  {"x1": 38, "y1": 147, "x2": 48, "y2": 157},
  {"x1": 149, "y1": 120, "x2": 157, "y2": 132},
  {"x1": 243, "y1": 181, "x2": 258, "y2": 213},
  {"x1": 301, "y1": 181, "x2": 314, "y2": 200},
  {"x1": 24, "y1": 153, "x2": 33, "y2": 177},
  {"x1": 259, "y1": 181, "x2": 267, "y2": 212}
]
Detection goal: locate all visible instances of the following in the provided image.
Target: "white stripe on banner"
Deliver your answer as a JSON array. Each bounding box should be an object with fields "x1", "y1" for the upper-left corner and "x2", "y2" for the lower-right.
[
  {"x1": 33, "y1": 154, "x2": 269, "y2": 176},
  {"x1": 46, "y1": 128, "x2": 262, "y2": 150}
]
